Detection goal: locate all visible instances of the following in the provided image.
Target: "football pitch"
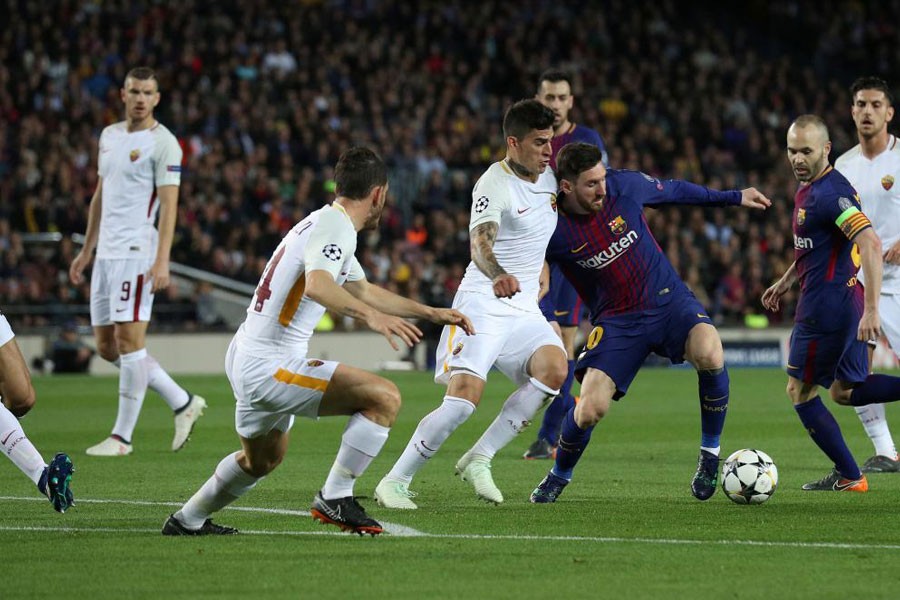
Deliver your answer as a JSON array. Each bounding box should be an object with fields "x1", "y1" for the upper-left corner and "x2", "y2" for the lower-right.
[{"x1": 4, "y1": 368, "x2": 900, "y2": 599}]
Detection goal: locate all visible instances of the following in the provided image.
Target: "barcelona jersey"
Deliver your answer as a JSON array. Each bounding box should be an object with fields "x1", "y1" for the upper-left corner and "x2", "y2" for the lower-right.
[
  {"x1": 546, "y1": 170, "x2": 741, "y2": 322},
  {"x1": 792, "y1": 167, "x2": 870, "y2": 332},
  {"x1": 550, "y1": 123, "x2": 608, "y2": 170}
]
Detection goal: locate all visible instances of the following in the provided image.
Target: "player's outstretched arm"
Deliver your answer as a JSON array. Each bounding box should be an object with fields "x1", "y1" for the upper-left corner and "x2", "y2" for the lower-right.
[
  {"x1": 739, "y1": 187, "x2": 772, "y2": 210},
  {"x1": 855, "y1": 227, "x2": 884, "y2": 341},
  {"x1": 305, "y1": 270, "x2": 423, "y2": 350},
  {"x1": 470, "y1": 221, "x2": 520, "y2": 298},
  {"x1": 761, "y1": 261, "x2": 797, "y2": 312},
  {"x1": 69, "y1": 178, "x2": 103, "y2": 285},
  {"x1": 344, "y1": 279, "x2": 475, "y2": 335}
]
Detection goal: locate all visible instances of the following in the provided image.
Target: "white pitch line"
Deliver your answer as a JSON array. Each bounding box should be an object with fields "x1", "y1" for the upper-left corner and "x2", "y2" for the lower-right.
[
  {"x1": 0, "y1": 495, "x2": 425, "y2": 537},
  {"x1": 2, "y1": 496, "x2": 900, "y2": 550}
]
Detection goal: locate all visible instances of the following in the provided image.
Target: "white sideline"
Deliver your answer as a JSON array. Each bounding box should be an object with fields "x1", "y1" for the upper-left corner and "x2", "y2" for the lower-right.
[{"x1": 2, "y1": 495, "x2": 900, "y2": 550}]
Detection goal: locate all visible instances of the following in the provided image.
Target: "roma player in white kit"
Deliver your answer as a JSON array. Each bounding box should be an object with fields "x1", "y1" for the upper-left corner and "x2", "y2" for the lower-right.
[
  {"x1": 163, "y1": 148, "x2": 473, "y2": 536},
  {"x1": 835, "y1": 76, "x2": 900, "y2": 473},
  {"x1": 0, "y1": 311, "x2": 75, "y2": 512},
  {"x1": 70, "y1": 68, "x2": 206, "y2": 456},
  {"x1": 375, "y1": 100, "x2": 568, "y2": 508}
]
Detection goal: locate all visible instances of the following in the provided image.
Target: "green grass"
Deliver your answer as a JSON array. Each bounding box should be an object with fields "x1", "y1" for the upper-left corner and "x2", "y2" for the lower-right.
[{"x1": 4, "y1": 368, "x2": 900, "y2": 599}]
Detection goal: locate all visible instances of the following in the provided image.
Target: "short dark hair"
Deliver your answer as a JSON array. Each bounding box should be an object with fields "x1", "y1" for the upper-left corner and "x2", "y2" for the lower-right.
[
  {"x1": 850, "y1": 76, "x2": 893, "y2": 105},
  {"x1": 334, "y1": 147, "x2": 387, "y2": 199},
  {"x1": 125, "y1": 67, "x2": 158, "y2": 86},
  {"x1": 503, "y1": 99, "x2": 555, "y2": 140},
  {"x1": 556, "y1": 142, "x2": 603, "y2": 183},
  {"x1": 537, "y1": 68, "x2": 573, "y2": 92},
  {"x1": 791, "y1": 114, "x2": 830, "y2": 141}
]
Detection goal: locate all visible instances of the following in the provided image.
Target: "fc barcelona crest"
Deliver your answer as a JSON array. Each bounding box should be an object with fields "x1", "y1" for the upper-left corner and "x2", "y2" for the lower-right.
[
  {"x1": 130, "y1": 149, "x2": 141, "y2": 162},
  {"x1": 797, "y1": 208, "x2": 806, "y2": 225},
  {"x1": 608, "y1": 215, "x2": 627, "y2": 235},
  {"x1": 882, "y1": 175, "x2": 895, "y2": 191}
]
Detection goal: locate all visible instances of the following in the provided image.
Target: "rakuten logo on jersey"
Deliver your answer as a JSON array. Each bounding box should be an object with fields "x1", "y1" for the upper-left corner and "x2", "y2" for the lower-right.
[
  {"x1": 793, "y1": 234, "x2": 814, "y2": 249},
  {"x1": 576, "y1": 230, "x2": 639, "y2": 269}
]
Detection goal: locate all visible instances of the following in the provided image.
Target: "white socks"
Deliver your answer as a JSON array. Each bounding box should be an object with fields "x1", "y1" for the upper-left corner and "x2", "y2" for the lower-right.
[
  {"x1": 145, "y1": 354, "x2": 191, "y2": 411},
  {"x1": 469, "y1": 377, "x2": 557, "y2": 460},
  {"x1": 855, "y1": 404, "x2": 898, "y2": 459},
  {"x1": 112, "y1": 353, "x2": 190, "y2": 412},
  {"x1": 386, "y1": 396, "x2": 475, "y2": 484},
  {"x1": 111, "y1": 348, "x2": 148, "y2": 442},
  {"x1": 0, "y1": 403, "x2": 45, "y2": 484},
  {"x1": 176, "y1": 451, "x2": 260, "y2": 529},
  {"x1": 321, "y1": 413, "x2": 390, "y2": 499}
]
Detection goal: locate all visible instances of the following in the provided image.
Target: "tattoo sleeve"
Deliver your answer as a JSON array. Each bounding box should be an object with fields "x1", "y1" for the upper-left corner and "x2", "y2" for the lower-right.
[{"x1": 470, "y1": 221, "x2": 507, "y2": 280}]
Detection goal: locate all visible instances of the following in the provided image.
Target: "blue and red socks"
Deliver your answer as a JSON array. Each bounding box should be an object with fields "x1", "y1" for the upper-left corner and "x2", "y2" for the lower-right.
[
  {"x1": 538, "y1": 359, "x2": 576, "y2": 446},
  {"x1": 551, "y1": 408, "x2": 594, "y2": 481},
  {"x1": 849, "y1": 374, "x2": 900, "y2": 407},
  {"x1": 794, "y1": 395, "x2": 862, "y2": 480}
]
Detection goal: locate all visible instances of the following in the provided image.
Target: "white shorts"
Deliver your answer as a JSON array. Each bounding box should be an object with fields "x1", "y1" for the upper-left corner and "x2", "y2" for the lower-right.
[
  {"x1": 90, "y1": 258, "x2": 155, "y2": 326},
  {"x1": 0, "y1": 313, "x2": 15, "y2": 347},
  {"x1": 225, "y1": 337, "x2": 340, "y2": 439},
  {"x1": 434, "y1": 291, "x2": 563, "y2": 387},
  {"x1": 881, "y1": 293, "x2": 900, "y2": 352}
]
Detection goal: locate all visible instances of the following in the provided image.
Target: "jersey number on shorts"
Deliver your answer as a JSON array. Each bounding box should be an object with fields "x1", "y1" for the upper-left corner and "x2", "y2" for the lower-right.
[{"x1": 255, "y1": 246, "x2": 286, "y2": 312}]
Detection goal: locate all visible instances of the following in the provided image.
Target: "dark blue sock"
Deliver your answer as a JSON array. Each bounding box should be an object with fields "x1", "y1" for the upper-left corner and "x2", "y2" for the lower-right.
[
  {"x1": 551, "y1": 407, "x2": 594, "y2": 480},
  {"x1": 849, "y1": 374, "x2": 900, "y2": 406},
  {"x1": 794, "y1": 396, "x2": 861, "y2": 479},
  {"x1": 698, "y1": 367, "x2": 729, "y2": 449},
  {"x1": 538, "y1": 360, "x2": 576, "y2": 444}
]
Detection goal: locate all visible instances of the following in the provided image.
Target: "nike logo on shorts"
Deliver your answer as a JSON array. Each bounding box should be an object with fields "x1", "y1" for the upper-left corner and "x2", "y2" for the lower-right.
[{"x1": 571, "y1": 243, "x2": 588, "y2": 253}]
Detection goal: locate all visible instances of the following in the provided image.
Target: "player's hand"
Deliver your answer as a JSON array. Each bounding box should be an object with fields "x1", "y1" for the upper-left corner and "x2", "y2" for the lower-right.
[
  {"x1": 148, "y1": 259, "x2": 170, "y2": 293},
  {"x1": 430, "y1": 308, "x2": 475, "y2": 336},
  {"x1": 68, "y1": 251, "x2": 92, "y2": 285},
  {"x1": 858, "y1": 310, "x2": 882, "y2": 342},
  {"x1": 538, "y1": 262, "x2": 551, "y2": 301},
  {"x1": 761, "y1": 279, "x2": 790, "y2": 311},
  {"x1": 492, "y1": 274, "x2": 521, "y2": 298},
  {"x1": 885, "y1": 240, "x2": 900, "y2": 265},
  {"x1": 740, "y1": 188, "x2": 772, "y2": 210},
  {"x1": 366, "y1": 313, "x2": 423, "y2": 351}
]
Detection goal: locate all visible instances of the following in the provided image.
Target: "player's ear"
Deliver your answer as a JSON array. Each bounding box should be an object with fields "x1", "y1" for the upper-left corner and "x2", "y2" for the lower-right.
[
  {"x1": 507, "y1": 135, "x2": 518, "y2": 150},
  {"x1": 561, "y1": 179, "x2": 574, "y2": 195},
  {"x1": 887, "y1": 104, "x2": 895, "y2": 124}
]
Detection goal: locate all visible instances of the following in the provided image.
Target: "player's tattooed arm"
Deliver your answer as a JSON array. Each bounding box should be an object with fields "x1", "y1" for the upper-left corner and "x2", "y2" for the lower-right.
[
  {"x1": 471, "y1": 221, "x2": 506, "y2": 280},
  {"x1": 471, "y1": 221, "x2": 521, "y2": 298}
]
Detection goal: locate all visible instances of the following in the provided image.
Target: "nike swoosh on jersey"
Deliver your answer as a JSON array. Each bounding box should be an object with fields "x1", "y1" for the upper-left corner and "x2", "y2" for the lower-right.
[
  {"x1": 571, "y1": 243, "x2": 589, "y2": 253},
  {"x1": 553, "y1": 310, "x2": 570, "y2": 316},
  {"x1": 697, "y1": 313, "x2": 709, "y2": 319},
  {"x1": 517, "y1": 207, "x2": 531, "y2": 214},
  {"x1": 787, "y1": 364, "x2": 800, "y2": 370}
]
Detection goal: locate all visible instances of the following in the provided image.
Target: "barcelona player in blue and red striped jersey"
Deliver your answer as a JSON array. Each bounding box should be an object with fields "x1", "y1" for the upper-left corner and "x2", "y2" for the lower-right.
[
  {"x1": 763, "y1": 115, "x2": 900, "y2": 493},
  {"x1": 530, "y1": 142, "x2": 771, "y2": 503},
  {"x1": 525, "y1": 70, "x2": 610, "y2": 460}
]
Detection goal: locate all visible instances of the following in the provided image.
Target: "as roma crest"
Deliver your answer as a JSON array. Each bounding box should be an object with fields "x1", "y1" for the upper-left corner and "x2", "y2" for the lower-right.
[
  {"x1": 130, "y1": 149, "x2": 141, "y2": 162},
  {"x1": 550, "y1": 195, "x2": 557, "y2": 212},
  {"x1": 608, "y1": 215, "x2": 627, "y2": 235},
  {"x1": 306, "y1": 359, "x2": 324, "y2": 367},
  {"x1": 797, "y1": 208, "x2": 806, "y2": 225},
  {"x1": 452, "y1": 342, "x2": 464, "y2": 356},
  {"x1": 882, "y1": 175, "x2": 894, "y2": 191}
]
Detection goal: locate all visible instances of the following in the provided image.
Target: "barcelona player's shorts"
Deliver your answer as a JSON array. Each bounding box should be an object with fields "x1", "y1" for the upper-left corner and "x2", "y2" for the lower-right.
[
  {"x1": 574, "y1": 287, "x2": 710, "y2": 399},
  {"x1": 786, "y1": 322, "x2": 868, "y2": 388},
  {"x1": 539, "y1": 263, "x2": 584, "y2": 328}
]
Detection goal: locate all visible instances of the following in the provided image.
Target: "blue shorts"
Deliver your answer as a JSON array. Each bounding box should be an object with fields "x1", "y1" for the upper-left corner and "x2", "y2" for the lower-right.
[
  {"x1": 574, "y1": 288, "x2": 710, "y2": 399},
  {"x1": 539, "y1": 263, "x2": 584, "y2": 327},
  {"x1": 786, "y1": 323, "x2": 868, "y2": 388}
]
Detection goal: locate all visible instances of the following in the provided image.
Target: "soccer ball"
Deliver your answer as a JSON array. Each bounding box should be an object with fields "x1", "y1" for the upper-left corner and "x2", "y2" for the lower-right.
[{"x1": 721, "y1": 448, "x2": 778, "y2": 505}]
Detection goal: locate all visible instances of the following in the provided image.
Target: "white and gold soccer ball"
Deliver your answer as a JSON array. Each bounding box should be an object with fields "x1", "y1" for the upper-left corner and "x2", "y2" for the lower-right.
[{"x1": 721, "y1": 448, "x2": 778, "y2": 505}]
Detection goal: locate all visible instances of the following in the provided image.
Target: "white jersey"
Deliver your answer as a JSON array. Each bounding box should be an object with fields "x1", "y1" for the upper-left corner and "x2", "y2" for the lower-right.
[
  {"x1": 457, "y1": 160, "x2": 558, "y2": 311},
  {"x1": 235, "y1": 204, "x2": 365, "y2": 358},
  {"x1": 835, "y1": 135, "x2": 900, "y2": 294},
  {"x1": 97, "y1": 121, "x2": 182, "y2": 259}
]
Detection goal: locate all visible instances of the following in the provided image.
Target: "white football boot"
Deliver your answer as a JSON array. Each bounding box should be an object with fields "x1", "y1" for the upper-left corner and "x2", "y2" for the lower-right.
[
  {"x1": 455, "y1": 452, "x2": 504, "y2": 504},
  {"x1": 374, "y1": 477, "x2": 419, "y2": 509},
  {"x1": 172, "y1": 395, "x2": 207, "y2": 451},
  {"x1": 86, "y1": 436, "x2": 133, "y2": 456}
]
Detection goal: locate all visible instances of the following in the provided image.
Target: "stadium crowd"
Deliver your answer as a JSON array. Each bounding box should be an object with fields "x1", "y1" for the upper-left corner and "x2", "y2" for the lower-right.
[{"x1": 1, "y1": 0, "x2": 898, "y2": 330}]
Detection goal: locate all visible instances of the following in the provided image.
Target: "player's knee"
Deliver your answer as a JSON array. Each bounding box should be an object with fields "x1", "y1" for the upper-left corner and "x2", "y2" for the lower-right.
[
  {"x1": 829, "y1": 387, "x2": 853, "y2": 406},
  {"x1": 575, "y1": 396, "x2": 607, "y2": 427},
  {"x1": 534, "y1": 358, "x2": 567, "y2": 391},
  {"x1": 374, "y1": 380, "x2": 402, "y2": 424},
  {"x1": 96, "y1": 339, "x2": 118, "y2": 363},
  {"x1": 242, "y1": 452, "x2": 283, "y2": 478},
  {"x1": 7, "y1": 385, "x2": 36, "y2": 417},
  {"x1": 691, "y1": 346, "x2": 724, "y2": 371}
]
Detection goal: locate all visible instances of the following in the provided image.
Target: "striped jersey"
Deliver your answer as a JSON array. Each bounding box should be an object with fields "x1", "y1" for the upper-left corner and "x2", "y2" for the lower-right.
[
  {"x1": 546, "y1": 169, "x2": 740, "y2": 321},
  {"x1": 792, "y1": 166, "x2": 870, "y2": 330},
  {"x1": 97, "y1": 121, "x2": 182, "y2": 259},
  {"x1": 550, "y1": 123, "x2": 608, "y2": 170}
]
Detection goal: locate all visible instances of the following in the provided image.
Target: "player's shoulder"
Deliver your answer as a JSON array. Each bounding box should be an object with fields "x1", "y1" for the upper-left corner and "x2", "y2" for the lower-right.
[
  {"x1": 149, "y1": 121, "x2": 179, "y2": 144},
  {"x1": 473, "y1": 161, "x2": 516, "y2": 196},
  {"x1": 834, "y1": 144, "x2": 862, "y2": 170},
  {"x1": 573, "y1": 123, "x2": 603, "y2": 142},
  {"x1": 100, "y1": 121, "x2": 128, "y2": 138},
  {"x1": 314, "y1": 204, "x2": 354, "y2": 234}
]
